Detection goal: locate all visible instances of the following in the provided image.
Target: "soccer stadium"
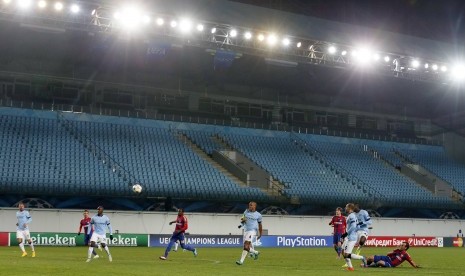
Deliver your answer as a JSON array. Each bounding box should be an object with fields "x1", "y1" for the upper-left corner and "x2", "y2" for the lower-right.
[{"x1": 0, "y1": 0, "x2": 464, "y2": 275}]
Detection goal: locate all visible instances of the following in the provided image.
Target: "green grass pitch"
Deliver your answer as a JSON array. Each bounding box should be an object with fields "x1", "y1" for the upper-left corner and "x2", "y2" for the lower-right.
[{"x1": 0, "y1": 247, "x2": 463, "y2": 276}]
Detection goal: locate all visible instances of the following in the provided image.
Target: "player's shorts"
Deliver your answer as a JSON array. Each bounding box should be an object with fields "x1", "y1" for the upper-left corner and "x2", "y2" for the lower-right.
[
  {"x1": 90, "y1": 233, "x2": 107, "y2": 243},
  {"x1": 356, "y1": 230, "x2": 369, "y2": 244},
  {"x1": 84, "y1": 233, "x2": 92, "y2": 245},
  {"x1": 16, "y1": 230, "x2": 31, "y2": 241},
  {"x1": 373, "y1": 255, "x2": 393, "y2": 267},
  {"x1": 343, "y1": 240, "x2": 356, "y2": 254},
  {"x1": 170, "y1": 232, "x2": 185, "y2": 243},
  {"x1": 243, "y1": 230, "x2": 257, "y2": 242},
  {"x1": 333, "y1": 233, "x2": 343, "y2": 244}
]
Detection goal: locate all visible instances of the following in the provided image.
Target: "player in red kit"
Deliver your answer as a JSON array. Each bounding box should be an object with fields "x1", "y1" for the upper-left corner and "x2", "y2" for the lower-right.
[
  {"x1": 365, "y1": 241, "x2": 420, "y2": 268},
  {"x1": 159, "y1": 208, "x2": 198, "y2": 260},
  {"x1": 329, "y1": 207, "x2": 346, "y2": 258},
  {"x1": 78, "y1": 210, "x2": 99, "y2": 259}
]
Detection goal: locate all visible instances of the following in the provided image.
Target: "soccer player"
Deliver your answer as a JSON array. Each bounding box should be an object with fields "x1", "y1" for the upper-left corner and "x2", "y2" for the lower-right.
[
  {"x1": 159, "y1": 208, "x2": 198, "y2": 260},
  {"x1": 86, "y1": 206, "x2": 113, "y2": 262},
  {"x1": 354, "y1": 203, "x2": 372, "y2": 255},
  {"x1": 341, "y1": 203, "x2": 366, "y2": 271},
  {"x1": 365, "y1": 241, "x2": 420, "y2": 268},
  {"x1": 236, "y1": 201, "x2": 262, "y2": 266},
  {"x1": 329, "y1": 207, "x2": 346, "y2": 258},
  {"x1": 16, "y1": 203, "x2": 35, "y2": 257},
  {"x1": 78, "y1": 210, "x2": 99, "y2": 259}
]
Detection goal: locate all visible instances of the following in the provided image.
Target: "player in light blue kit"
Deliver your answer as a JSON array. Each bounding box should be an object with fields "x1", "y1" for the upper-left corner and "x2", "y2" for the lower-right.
[
  {"x1": 86, "y1": 206, "x2": 113, "y2": 262},
  {"x1": 354, "y1": 203, "x2": 372, "y2": 255},
  {"x1": 341, "y1": 203, "x2": 366, "y2": 271},
  {"x1": 236, "y1": 201, "x2": 262, "y2": 266},
  {"x1": 16, "y1": 203, "x2": 35, "y2": 257}
]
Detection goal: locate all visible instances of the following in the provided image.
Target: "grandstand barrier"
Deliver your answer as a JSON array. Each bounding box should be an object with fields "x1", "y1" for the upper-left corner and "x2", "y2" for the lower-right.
[{"x1": 212, "y1": 150, "x2": 249, "y2": 185}]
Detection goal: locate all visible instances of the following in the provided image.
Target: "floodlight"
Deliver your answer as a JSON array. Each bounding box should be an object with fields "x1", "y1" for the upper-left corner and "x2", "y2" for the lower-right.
[
  {"x1": 179, "y1": 19, "x2": 192, "y2": 32},
  {"x1": 267, "y1": 34, "x2": 277, "y2": 45},
  {"x1": 114, "y1": 12, "x2": 121, "y2": 19},
  {"x1": 17, "y1": 0, "x2": 32, "y2": 9},
  {"x1": 296, "y1": 42, "x2": 302, "y2": 48},
  {"x1": 229, "y1": 29, "x2": 237, "y2": 37},
  {"x1": 196, "y1": 24, "x2": 204, "y2": 31},
  {"x1": 282, "y1": 38, "x2": 290, "y2": 46},
  {"x1": 142, "y1": 15, "x2": 150, "y2": 24},
  {"x1": 3, "y1": 0, "x2": 12, "y2": 4},
  {"x1": 70, "y1": 4, "x2": 79, "y2": 13},
  {"x1": 211, "y1": 27, "x2": 216, "y2": 34},
  {"x1": 353, "y1": 48, "x2": 373, "y2": 65},
  {"x1": 170, "y1": 20, "x2": 177, "y2": 28},
  {"x1": 54, "y1": 2, "x2": 63, "y2": 11},
  {"x1": 341, "y1": 50, "x2": 347, "y2": 56},
  {"x1": 328, "y1": 46, "x2": 336, "y2": 54},
  {"x1": 424, "y1": 63, "x2": 429, "y2": 69},
  {"x1": 384, "y1": 56, "x2": 390, "y2": 62},
  {"x1": 432, "y1": 64, "x2": 438, "y2": 71},
  {"x1": 257, "y1": 34, "x2": 264, "y2": 41},
  {"x1": 441, "y1": 65, "x2": 447, "y2": 72},
  {"x1": 411, "y1": 60, "x2": 419, "y2": 68},
  {"x1": 373, "y1": 53, "x2": 380, "y2": 61},
  {"x1": 244, "y1": 32, "x2": 252, "y2": 40},
  {"x1": 451, "y1": 64, "x2": 465, "y2": 81},
  {"x1": 156, "y1": 18, "x2": 164, "y2": 26},
  {"x1": 38, "y1": 0, "x2": 46, "y2": 8}
]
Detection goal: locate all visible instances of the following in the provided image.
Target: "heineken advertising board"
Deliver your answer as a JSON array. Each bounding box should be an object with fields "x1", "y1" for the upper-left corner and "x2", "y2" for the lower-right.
[{"x1": 9, "y1": 233, "x2": 148, "y2": 247}]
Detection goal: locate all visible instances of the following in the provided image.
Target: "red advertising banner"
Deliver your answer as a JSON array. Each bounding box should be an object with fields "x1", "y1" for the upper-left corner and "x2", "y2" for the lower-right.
[
  {"x1": 0, "y1": 232, "x2": 9, "y2": 246},
  {"x1": 364, "y1": 236, "x2": 440, "y2": 247},
  {"x1": 452, "y1": 238, "x2": 463, "y2": 247}
]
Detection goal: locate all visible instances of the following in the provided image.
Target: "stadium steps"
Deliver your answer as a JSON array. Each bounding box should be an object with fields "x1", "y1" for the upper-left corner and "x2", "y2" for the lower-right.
[
  {"x1": 174, "y1": 132, "x2": 249, "y2": 188},
  {"x1": 211, "y1": 135, "x2": 288, "y2": 198}
]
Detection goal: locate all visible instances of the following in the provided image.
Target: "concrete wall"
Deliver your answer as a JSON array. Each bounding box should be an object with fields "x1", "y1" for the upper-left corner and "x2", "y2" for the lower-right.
[{"x1": 1, "y1": 208, "x2": 463, "y2": 237}]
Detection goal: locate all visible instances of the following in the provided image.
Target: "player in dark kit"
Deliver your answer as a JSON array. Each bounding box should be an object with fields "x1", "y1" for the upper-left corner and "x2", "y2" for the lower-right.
[
  {"x1": 78, "y1": 210, "x2": 98, "y2": 259},
  {"x1": 329, "y1": 207, "x2": 346, "y2": 258},
  {"x1": 159, "y1": 209, "x2": 198, "y2": 260},
  {"x1": 365, "y1": 241, "x2": 420, "y2": 268}
]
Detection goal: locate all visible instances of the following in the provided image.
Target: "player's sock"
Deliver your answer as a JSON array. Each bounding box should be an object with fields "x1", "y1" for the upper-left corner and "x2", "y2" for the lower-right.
[
  {"x1": 249, "y1": 248, "x2": 258, "y2": 255},
  {"x1": 19, "y1": 242, "x2": 25, "y2": 253},
  {"x1": 103, "y1": 245, "x2": 111, "y2": 256},
  {"x1": 180, "y1": 243, "x2": 195, "y2": 252},
  {"x1": 337, "y1": 246, "x2": 342, "y2": 257},
  {"x1": 29, "y1": 241, "x2": 35, "y2": 252},
  {"x1": 240, "y1": 250, "x2": 248, "y2": 263},
  {"x1": 350, "y1": 253, "x2": 364, "y2": 260},
  {"x1": 345, "y1": 258, "x2": 353, "y2": 268},
  {"x1": 92, "y1": 249, "x2": 97, "y2": 256},
  {"x1": 173, "y1": 242, "x2": 179, "y2": 251},
  {"x1": 164, "y1": 241, "x2": 175, "y2": 257},
  {"x1": 87, "y1": 247, "x2": 94, "y2": 259}
]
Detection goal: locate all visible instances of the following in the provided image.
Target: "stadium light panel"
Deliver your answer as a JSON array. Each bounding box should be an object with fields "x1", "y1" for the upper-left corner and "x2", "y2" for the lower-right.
[
  {"x1": 432, "y1": 64, "x2": 438, "y2": 71},
  {"x1": 17, "y1": 0, "x2": 32, "y2": 9},
  {"x1": 38, "y1": 0, "x2": 46, "y2": 8},
  {"x1": 244, "y1": 32, "x2": 252, "y2": 40},
  {"x1": 54, "y1": 2, "x2": 63, "y2": 11},
  {"x1": 156, "y1": 18, "x2": 164, "y2": 26},
  {"x1": 257, "y1": 34, "x2": 264, "y2": 41},
  {"x1": 424, "y1": 63, "x2": 429, "y2": 69},
  {"x1": 179, "y1": 19, "x2": 192, "y2": 33},
  {"x1": 384, "y1": 56, "x2": 390, "y2": 62},
  {"x1": 211, "y1": 27, "x2": 216, "y2": 34},
  {"x1": 267, "y1": 34, "x2": 277, "y2": 45},
  {"x1": 451, "y1": 64, "x2": 465, "y2": 82},
  {"x1": 341, "y1": 50, "x2": 347, "y2": 56},
  {"x1": 353, "y1": 48, "x2": 373, "y2": 65},
  {"x1": 70, "y1": 4, "x2": 79, "y2": 13},
  {"x1": 229, "y1": 29, "x2": 237, "y2": 37},
  {"x1": 196, "y1": 24, "x2": 204, "y2": 31},
  {"x1": 170, "y1": 20, "x2": 177, "y2": 28},
  {"x1": 411, "y1": 60, "x2": 420, "y2": 68},
  {"x1": 296, "y1": 42, "x2": 302, "y2": 48},
  {"x1": 282, "y1": 38, "x2": 290, "y2": 46},
  {"x1": 441, "y1": 65, "x2": 447, "y2": 72},
  {"x1": 328, "y1": 46, "x2": 336, "y2": 54}
]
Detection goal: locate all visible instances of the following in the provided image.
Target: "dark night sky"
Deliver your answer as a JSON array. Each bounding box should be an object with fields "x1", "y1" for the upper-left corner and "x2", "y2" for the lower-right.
[{"x1": 231, "y1": 0, "x2": 465, "y2": 44}]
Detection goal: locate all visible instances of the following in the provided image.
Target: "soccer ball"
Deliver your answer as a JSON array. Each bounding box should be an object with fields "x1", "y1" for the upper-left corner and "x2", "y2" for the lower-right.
[{"x1": 132, "y1": 184, "x2": 143, "y2": 194}]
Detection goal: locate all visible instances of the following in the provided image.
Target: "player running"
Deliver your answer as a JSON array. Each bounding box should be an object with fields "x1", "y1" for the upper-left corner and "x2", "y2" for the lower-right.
[
  {"x1": 86, "y1": 206, "x2": 113, "y2": 262},
  {"x1": 236, "y1": 201, "x2": 262, "y2": 266},
  {"x1": 329, "y1": 207, "x2": 346, "y2": 258},
  {"x1": 341, "y1": 203, "x2": 366, "y2": 271},
  {"x1": 159, "y1": 208, "x2": 197, "y2": 260},
  {"x1": 78, "y1": 210, "x2": 99, "y2": 259},
  {"x1": 354, "y1": 204, "x2": 372, "y2": 255},
  {"x1": 364, "y1": 241, "x2": 420, "y2": 268},
  {"x1": 16, "y1": 203, "x2": 35, "y2": 257}
]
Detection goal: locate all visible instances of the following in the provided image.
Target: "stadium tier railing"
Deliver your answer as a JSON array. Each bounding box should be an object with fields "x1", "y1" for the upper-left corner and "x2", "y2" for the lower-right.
[{"x1": 0, "y1": 98, "x2": 442, "y2": 146}]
